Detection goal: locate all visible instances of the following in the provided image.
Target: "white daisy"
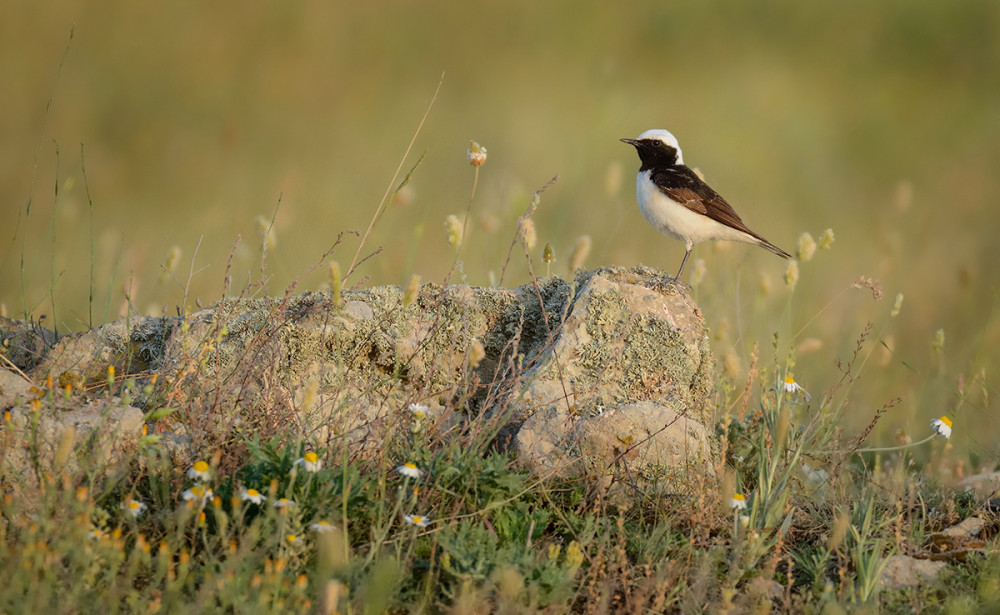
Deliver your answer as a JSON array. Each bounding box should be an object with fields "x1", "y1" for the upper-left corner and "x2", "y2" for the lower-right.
[
  {"x1": 273, "y1": 498, "x2": 296, "y2": 508},
  {"x1": 403, "y1": 514, "x2": 430, "y2": 528},
  {"x1": 182, "y1": 485, "x2": 214, "y2": 504},
  {"x1": 294, "y1": 451, "x2": 322, "y2": 473},
  {"x1": 408, "y1": 403, "x2": 429, "y2": 420},
  {"x1": 240, "y1": 487, "x2": 266, "y2": 505},
  {"x1": 729, "y1": 493, "x2": 747, "y2": 511},
  {"x1": 187, "y1": 460, "x2": 212, "y2": 482},
  {"x1": 396, "y1": 462, "x2": 424, "y2": 479},
  {"x1": 931, "y1": 416, "x2": 953, "y2": 439},
  {"x1": 310, "y1": 521, "x2": 335, "y2": 533},
  {"x1": 783, "y1": 375, "x2": 811, "y2": 400},
  {"x1": 122, "y1": 499, "x2": 147, "y2": 518}
]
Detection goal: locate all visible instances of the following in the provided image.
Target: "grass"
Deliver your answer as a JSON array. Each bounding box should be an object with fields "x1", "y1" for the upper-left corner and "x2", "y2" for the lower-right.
[
  {"x1": 0, "y1": 312, "x2": 991, "y2": 613},
  {"x1": 2, "y1": 143, "x2": 996, "y2": 612},
  {"x1": 2, "y1": 3, "x2": 1000, "y2": 610}
]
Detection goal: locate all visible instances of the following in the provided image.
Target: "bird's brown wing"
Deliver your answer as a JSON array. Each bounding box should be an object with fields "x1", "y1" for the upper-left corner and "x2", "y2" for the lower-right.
[
  {"x1": 651, "y1": 165, "x2": 755, "y2": 234},
  {"x1": 650, "y1": 165, "x2": 791, "y2": 258}
]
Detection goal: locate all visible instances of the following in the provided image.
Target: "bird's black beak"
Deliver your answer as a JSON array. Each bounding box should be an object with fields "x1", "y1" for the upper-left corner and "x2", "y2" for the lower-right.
[{"x1": 620, "y1": 138, "x2": 638, "y2": 146}]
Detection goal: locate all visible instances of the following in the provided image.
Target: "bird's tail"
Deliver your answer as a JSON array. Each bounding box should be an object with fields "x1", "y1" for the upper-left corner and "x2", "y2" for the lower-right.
[{"x1": 754, "y1": 236, "x2": 792, "y2": 259}]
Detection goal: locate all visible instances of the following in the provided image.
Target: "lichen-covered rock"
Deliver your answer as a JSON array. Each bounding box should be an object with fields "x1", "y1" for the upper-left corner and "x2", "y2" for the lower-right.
[
  {"x1": 512, "y1": 267, "x2": 715, "y2": 491},
  {"x1": 1, "y1": 316, "x2": 57, "y2": 372},
  {"x1": 30, "y1": 316, "x2": 175, "y2": 384},
  {"x1": 2, "y1": 266, "x2": 718, "y2": 495}
]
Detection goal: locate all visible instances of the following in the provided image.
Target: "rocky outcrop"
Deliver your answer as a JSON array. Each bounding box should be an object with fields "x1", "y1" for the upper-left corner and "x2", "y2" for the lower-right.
[{"x1": 0, "y1": 266, "x2": 717, "y2": 499}]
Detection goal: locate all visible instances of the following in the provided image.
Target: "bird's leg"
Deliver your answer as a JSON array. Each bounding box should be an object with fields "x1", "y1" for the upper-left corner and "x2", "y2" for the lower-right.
[{"x1": 669, "y1": 242, "x2": 694, "y2": 284}]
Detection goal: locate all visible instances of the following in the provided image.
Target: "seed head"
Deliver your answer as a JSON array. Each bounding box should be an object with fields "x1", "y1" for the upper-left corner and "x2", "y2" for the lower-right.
[
  {"x1": 796, "y1": 232, "x2": 817, "y2": 262},
  {"x1": 467, "y1": 140, "x2": 488, "y2": 167},
  {"x1": 568, "y1": 235, "x2": 591, "y2": 273},
  {"x1": 445, "y1": 215, "x2": 464, "y2": 247}
]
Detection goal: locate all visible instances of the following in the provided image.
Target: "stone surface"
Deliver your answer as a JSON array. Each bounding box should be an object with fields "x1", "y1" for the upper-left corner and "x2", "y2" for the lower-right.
[
  {"x1": 0, "y1": 368, "x2": 33, "y2": 409},
  {"x1": 512, "y1": 268, "x2": 714, "y2": 491},
  {"x1": 2, "y1": 266, "x2": 717, "y2": 496},
  {"x1": 2, "y1": 395, "x2": 144, "y2": 516},
  {"x1": 880, "y1": 555, "x2": 948, "y2": 589}
]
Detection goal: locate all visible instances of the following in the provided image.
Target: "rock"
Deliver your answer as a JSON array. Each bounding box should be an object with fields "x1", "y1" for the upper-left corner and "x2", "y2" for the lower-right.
[
  {"x1": 0, "y1": 316, "x2": 57, "y2": 372},
  {"x1": 3, "y1": 395, "x2": 144, "y2": 516},
  {"x1": 880, "y1": 555, "x2": 948, "y2": 589},
  {"x1": 0, "y1": 368, "x2": 34, "y2": 409},
  {"x1": 31, "y1": 316, "x2": 176, "y2": 385},
  {"x1": 513, "y1": 267, "x2": 714, "y2": 491},
  {"x1": 954, "y1": 472, "x2": 1000, "y2": 499},
  {"x1": 1, "y1": 266, "x2": 718, "y2": 497}
]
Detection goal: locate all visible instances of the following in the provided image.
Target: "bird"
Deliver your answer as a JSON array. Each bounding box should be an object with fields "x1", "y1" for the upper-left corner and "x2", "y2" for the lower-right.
[{"x1": 621, "y1": 129, "x2": 790, "y2": 283}]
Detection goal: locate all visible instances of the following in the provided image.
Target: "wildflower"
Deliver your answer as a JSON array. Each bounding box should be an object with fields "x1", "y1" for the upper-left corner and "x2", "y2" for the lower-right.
[
  {"x1": 403, "y1": 274, "x2": 421, "y2": 308},
  {"x1": 890, "y1": 293, "x2": 904, "y2": 318},
  {"x1": 467, "y1": 140, "x2": 488, "y2": 167},
  {"x1": 310, "y1": 521, "x2": 335, "y2": 533},
  {"x1": 783, "y1": 375, "x2": 811, "y2": 400},
  {"x1": 88, "y1": 528, "x2": 103, "y2": 540},
  {"x1": 273, "y1": 498, "x2": 296, "y2": 508},
  {"x1": 294, "y1": 451, "x2": 322, "y2": 473},
  {"x1": 931, "y1": 416, "x2": 953, "y2": 439},
  {"x1": 468, "y1": 341, "x2": 486, "y2": 368},
  {"x1": 182, "y1": 485, "x2": 214, "y2": 505},
  {"x1": 818, "y1": 228, "x2": 835, "y2": 250},
  {"x1": 287, "y1": 534, "x2": 298, "y2": 544},
  {"x1": 403, "y1": 514, "x2": 430, "y2": 528},
  {"x1": 240, "y1": 487, "x2": 266, "y2": 505},
  {"x1": 122, "y1": 499, "x2": 147, "y2": 518},
  {"x1": 739, "y1": 515, "x2": 750, "y2": 528},
  {"x1": 784, "y1": 260, "x2": 799, "y2": 291},
  {"x1": 161, "y1": 245, "x2": 182, "y2": 282},
  {"x1": 729, "y1": 493, "x2": 747, "y2": 511},
  {"x1": 396, "y1": 463, "x2": 424, "y2": 479},
  {"x1": 187, "y1": 460, "x2": 211, "y2": 482},
  {"x1": 408, "y1": 403, "x2": 429, "y2": 420},
  {"x1": 542, "y1": 242, "x2": 556, "y2": 265},
  {"x1": 568, "y1": 235, "x2": 592, "y2": 273},
  {"x1": 932, "y1": 329, "x2": 945, "y2": 352},
  {"x1": 329, "y1": 261, "x2": 343, "y2": 308},
  {"x1": 796, "y1": 232, "x2": 817, "y2": 262},
  {"x1": 445, "y1": 215, "x2": 464, "y2": 247},
  {"x1": 519, "y1": 218, "x2": 537, "y2": 251}
]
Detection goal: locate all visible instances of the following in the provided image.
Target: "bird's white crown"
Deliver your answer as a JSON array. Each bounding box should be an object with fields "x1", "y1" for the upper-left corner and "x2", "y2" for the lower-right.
[{"x1": 634, "y1": 129, "x2": 684, "y2": 165}]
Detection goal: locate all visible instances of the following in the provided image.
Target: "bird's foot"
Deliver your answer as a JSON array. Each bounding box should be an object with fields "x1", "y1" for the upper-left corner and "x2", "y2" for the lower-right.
[{"x1": 654, "y1": 274, "x2": 689, "y2": 293}]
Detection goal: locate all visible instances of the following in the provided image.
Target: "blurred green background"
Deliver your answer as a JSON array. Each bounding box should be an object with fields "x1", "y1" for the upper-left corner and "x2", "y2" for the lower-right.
[{"x1": 2, "y1": 1, "x2": 998, "y2": 453}]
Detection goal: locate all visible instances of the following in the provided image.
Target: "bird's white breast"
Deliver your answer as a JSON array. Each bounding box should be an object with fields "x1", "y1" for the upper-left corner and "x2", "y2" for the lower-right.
[{"x1": 635, "y1": 170, "x2": 752, "y2": 245}]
